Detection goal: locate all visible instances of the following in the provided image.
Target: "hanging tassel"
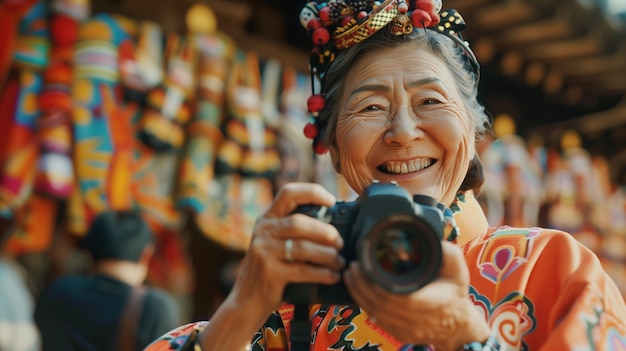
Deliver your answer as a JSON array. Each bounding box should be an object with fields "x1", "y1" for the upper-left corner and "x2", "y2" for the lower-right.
[
  {"x1": 126, "y1": 21, "x2": 183, "y2": 230},
  {"x1": 215, "y1": 50, "x2": 281, "y2": 178},
  {"x1": 137, "y1": 34, "x2": 195, "y2": 152},
  {"x1": 177, "y1": 28, "x2": 234, "y2": 212},
  {"x1": 35, "y1": 0, "x2": 88, "y2": 198}
]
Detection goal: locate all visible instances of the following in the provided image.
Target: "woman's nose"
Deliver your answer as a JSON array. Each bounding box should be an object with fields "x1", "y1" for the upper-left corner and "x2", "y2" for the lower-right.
[{"x1": 383, "y1": 109, "x2": 425, "y2": 145}]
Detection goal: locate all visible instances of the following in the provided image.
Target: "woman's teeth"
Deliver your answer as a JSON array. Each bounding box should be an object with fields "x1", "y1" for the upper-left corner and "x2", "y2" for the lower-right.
[{"x1": 383, "y1": 159, "x2": 433, "y2": 174}]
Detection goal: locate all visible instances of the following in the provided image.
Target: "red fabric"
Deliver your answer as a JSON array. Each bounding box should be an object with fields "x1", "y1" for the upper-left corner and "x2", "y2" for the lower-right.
[{"x1": 0, "y1": 76, "x2": 19, "y2": 164}]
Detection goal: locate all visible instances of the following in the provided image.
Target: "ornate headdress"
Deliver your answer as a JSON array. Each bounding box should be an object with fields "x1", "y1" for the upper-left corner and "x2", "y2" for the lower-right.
[{"x1": 300, "y1": 0, "x2": 480, "y2": 154}]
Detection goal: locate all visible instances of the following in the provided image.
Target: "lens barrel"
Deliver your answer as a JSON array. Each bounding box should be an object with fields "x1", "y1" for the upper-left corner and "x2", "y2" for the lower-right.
[{"x1": 359, "y1": 213, "x2": 443, "y2": 294}]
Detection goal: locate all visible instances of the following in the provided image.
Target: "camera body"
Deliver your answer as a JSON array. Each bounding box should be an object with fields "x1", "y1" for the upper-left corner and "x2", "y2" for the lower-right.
[{"x1": 283, "y1": 181, "x2": 446, "y2": 305}]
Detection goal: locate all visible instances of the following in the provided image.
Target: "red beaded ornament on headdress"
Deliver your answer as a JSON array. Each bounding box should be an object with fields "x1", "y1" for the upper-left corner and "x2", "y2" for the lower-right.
[{"x1": 300, "y1": 0, "x2": 479, "y2": 154}]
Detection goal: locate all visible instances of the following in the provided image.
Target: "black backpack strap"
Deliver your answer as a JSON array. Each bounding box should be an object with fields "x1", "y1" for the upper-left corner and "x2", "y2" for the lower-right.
[{"x1": 119, "y1": 286, "x2": 148, "y2": 351}]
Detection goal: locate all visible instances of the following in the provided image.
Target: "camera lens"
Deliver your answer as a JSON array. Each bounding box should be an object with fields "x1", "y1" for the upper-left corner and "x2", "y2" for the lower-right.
[
  {"x1": 374, "y1": 227, "x2": 421, "y2": 275},
  {"x1": 359, "y1": 214, "x2": 442, "y2": 294}
]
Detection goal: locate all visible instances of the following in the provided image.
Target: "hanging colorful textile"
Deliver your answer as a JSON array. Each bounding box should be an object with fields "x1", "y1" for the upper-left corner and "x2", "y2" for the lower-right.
[
  {"x1": 118, "y1": 20, "x2": 163, "y2": 108},
  {"x1": 0, "y1": 1, "x2": 49, "y2": 216},
  {"x1": 130, "y1": 31, "x2": 187, "y2": 229},
  {"x1": 198, "y1": 50, "x2": 278, "y2": 252},
  {"x1": 0, "y1": 0, "x2": 38, "y2": 88},
  {"x1": 177, "y1": 11, "x2": 235, "y2": 213},
  {"x1": 124, "y1": 25, "x2": 191, "y2": 293},
  {"x1": 137, "y1": 33, "x2": 194, "y2": 152},
  {"x1": 69, "y1": 12, "x2": 134, "y2": 235},
  {"x1": 274, "y1": 65, "x2": 315, "y2": 189},
  {"x1": 35, "y1": 0, "x2": 89, "y2": 198},
  {"x1": 0, "y1": 1, "x2": 55, "y2": 254},
  {"x1": 0, "y1": 0, "x2": 37, "y2": 164},
  {"x1": 215, "y1": 50, "x2": 281, "y2": 178}
]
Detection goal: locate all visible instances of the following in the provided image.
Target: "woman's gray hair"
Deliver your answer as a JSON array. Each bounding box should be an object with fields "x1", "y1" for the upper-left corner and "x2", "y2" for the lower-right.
[{"x1": 317, "y1": 26, "x2": 491, "y2": 148}]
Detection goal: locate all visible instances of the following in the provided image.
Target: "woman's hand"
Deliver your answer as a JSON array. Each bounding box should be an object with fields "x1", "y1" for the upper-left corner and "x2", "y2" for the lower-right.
[
  {"x1": 199, "y1": 183, "x2": 345, "y2": 350},
  {"x1": 227, "y1": 182, "x2": 346, "y2": 322},
  {"x1": 345, "y1": 240, "x2": 490, "y2": 351}
]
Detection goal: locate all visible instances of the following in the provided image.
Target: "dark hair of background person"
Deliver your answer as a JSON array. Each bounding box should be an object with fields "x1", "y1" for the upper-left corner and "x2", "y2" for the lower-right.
[{"x1": 80, "y1": 210, "x2": 154, "y2": 263}]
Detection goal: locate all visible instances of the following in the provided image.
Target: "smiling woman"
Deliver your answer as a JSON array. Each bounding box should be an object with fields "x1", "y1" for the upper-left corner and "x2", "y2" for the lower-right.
[
  {"x1": 320, "y1": 32, "x2": 486, "y2": 207},
  {"x1": 144, "y1": 1, "x2": 626, "y2": 350}
]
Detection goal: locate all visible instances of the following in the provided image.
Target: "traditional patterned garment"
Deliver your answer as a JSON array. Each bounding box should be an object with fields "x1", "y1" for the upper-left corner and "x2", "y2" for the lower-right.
[
  {"x1": 117, "y1": 21, "x2": 192, "y2": 295},
  {"x1": 34, "y1": 0, "x2": 88, "y2": 198},
  {"x1": 0, "y1": 0, "x2": 49, "y2": 215},
  {"x1": 145, "y1": 190, "x2": 626, "y2": 351},
  {"x1": 176, "y1": 29, "x2": 234, "y2": 213},
  {"x1": 0, "y1": 1, "x2": 58, "y2": 255},
  {"x1": 274, "y1": 66, "x2": 316, "y2": 188},
  {"x1": 195, "y1": 49, "x2": 278, "y2": 252},
  {"x1": 68, "y1": 12, "x2": 134, "y2": 235},
  {"x1": 137, "y1": 33, "x2": 194, "y2": 152}
]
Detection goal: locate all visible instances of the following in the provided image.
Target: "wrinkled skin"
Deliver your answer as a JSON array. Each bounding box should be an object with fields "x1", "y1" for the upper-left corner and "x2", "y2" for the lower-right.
[
  {"x1": 200, "y1": 44, "x2": 489, "y2": 351},
  {"x1": 329, "y1": 44, "x2": 475, "y2": 207}
]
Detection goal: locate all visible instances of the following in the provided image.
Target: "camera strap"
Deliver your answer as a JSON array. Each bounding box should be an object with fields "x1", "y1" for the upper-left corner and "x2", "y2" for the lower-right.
[
  {"x1": 289, "y1": 304, "x2": 330, "y2": 351},
  {"x1": 290, "y1": 303, "x2": 312, "y2": 351}
]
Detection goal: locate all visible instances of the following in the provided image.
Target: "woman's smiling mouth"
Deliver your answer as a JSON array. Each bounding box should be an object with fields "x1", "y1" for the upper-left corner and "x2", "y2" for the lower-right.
[{"x1": 377, "y1": 158, "x2": 436, "y2": 174}]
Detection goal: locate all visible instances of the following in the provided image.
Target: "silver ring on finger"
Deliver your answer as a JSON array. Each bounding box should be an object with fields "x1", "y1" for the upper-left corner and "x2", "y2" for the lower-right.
[{"x1": 285, "y1": 239, "x2": 294, "y2": 262}]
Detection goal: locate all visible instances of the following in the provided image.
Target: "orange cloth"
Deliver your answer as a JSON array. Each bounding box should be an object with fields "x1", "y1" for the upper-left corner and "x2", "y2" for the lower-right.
[{"x1": 145, "y1": 191, "x2": 626, "y2": 350}]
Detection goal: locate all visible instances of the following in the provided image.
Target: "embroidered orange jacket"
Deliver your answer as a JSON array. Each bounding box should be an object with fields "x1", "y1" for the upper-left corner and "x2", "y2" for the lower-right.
[{"x1": 145, "y1": 192, "x2": 626, "y2": 350}]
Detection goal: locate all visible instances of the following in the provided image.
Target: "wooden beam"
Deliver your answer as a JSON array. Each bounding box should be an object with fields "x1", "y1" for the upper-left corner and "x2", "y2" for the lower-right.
[
  {"x1": 471, "y1": 0, "x2": 541, "y2": 30},
  {"x1": 554, "y1": 44, "x2": 626, "y2": 77},
  {"x1": 495, "y1": 18, "x2": 577, "y2": 47},
  {"x1": 522, "y1": 32, "x2": 607, "y2": 61},
  {"x1": 583, "y1": 80, "x2": 626, "y2": 94},
  {"x1": 445, "y1": 0, "x2": 500, "y2": 15},
  {"x1": 564, "y1": 71, "x2": 626, "y2": 86},
  {"x1": 578, "y1": 102, "x2": 626, "y2": 134},
  {"x1": 525, "y1": 99, "x2": 626, "y2": 135}
]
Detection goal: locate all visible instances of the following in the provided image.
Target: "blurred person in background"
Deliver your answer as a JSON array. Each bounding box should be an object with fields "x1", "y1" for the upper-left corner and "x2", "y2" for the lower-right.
[
  {"x1": 0, "y1": 217, "x2": 40, "y2": 351},
  {"x1": 35, "y1": 210, "x2": 181, "y2": 351}
]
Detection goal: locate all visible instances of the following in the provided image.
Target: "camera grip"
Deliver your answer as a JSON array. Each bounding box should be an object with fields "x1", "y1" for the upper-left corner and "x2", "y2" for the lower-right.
[
  {"x1": 283, "y1": 283, "x2": 318, "y2": 305},
  {"x1": 293, "y1": 204, "x2": 324, "y2": 217}
]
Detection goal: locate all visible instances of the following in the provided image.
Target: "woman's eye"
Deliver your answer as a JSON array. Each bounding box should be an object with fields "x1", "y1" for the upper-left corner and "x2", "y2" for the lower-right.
[
  {"x1": 362, "y1": 105, "x2": 381, "y2": 112},
  {"x1": 423, "y1": 99, "x2": 441, "y2": 105}
]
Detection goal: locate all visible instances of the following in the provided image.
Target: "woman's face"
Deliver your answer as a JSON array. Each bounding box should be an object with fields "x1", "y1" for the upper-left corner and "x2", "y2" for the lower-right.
[{"x1": 329, "y1": 43, "x2": 475, "y2": 206}]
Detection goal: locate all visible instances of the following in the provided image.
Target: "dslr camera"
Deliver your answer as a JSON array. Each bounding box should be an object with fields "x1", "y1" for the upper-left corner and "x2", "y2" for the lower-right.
[{"x1": 283, "y1": 181, "x2": 447, "y2": 305}]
